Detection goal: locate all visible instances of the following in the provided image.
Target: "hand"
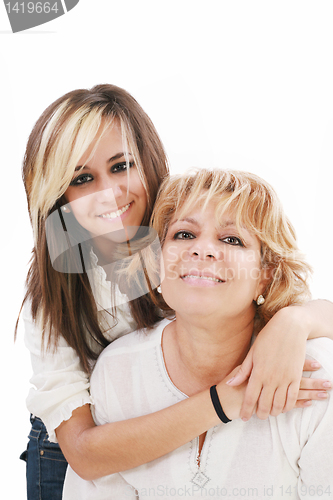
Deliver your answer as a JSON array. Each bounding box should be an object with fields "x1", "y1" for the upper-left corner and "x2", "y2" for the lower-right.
[
  {"x1": 225, "y1": 307, "x2": 331, "y2": 421},
  {"x1": 217, "y1": 363, "x2": 330, "y2": 422},
  {"x1": 293, "y1": 360, "x2": 331, "y2": 412},
  {"x1": 216, "y1": 366, "x2": 248, "y2": 421}
]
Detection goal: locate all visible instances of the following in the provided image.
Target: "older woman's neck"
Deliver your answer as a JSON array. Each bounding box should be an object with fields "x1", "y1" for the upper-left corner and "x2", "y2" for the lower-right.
[{"x1": 162, "y1": 314, "x2": 254, "y2": 396}]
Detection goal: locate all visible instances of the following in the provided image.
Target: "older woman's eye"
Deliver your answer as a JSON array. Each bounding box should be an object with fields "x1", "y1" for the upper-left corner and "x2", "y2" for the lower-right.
[
  {"x1": 70, "y1": 173, "x2": 94, "y2": 186},
  {"x1": 173, "y1": 231, "x2": 195, "y2": 240},
  {"x1": 221, "y1": 236, "x2": 244, "y2": 246}
]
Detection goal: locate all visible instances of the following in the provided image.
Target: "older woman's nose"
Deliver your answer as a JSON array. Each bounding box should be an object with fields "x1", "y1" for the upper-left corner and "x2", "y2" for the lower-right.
[{"x1": 190, "y1": 240, "x2": 222, "y2": 260}]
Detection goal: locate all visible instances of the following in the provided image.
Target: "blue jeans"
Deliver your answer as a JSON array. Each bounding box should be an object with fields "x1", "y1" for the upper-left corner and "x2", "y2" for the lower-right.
[{"x1": 20, "y1": 415, "x2": 68, "y2": 500}]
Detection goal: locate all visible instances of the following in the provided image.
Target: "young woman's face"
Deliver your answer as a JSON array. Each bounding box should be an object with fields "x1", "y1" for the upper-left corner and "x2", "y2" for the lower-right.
[
  {"x1": 64, "y1": 120, "x2": 147, "y2": 243},
  {"x1": 161, "y1": 200, "x2": 267, "y2": 321}
]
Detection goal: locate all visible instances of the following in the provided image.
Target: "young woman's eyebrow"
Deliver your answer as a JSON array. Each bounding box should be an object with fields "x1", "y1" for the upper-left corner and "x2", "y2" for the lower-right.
[
  {"x1": 74, "y1": 152, "x2": 133, "y2": 171},
  {"x1": 107, "y1": 152, "x2": 133, "y2": 164}
]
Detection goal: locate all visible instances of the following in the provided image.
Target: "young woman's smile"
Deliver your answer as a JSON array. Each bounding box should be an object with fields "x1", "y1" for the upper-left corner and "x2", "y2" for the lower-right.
[{"x1": 64, "y1": 120, "x2": 147, "y2": 243}]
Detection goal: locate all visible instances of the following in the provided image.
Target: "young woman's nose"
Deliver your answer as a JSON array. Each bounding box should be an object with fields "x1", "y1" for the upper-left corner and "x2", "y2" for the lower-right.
[{"x1": 94, "y1": 178, "x2": 123, "y2": 203}]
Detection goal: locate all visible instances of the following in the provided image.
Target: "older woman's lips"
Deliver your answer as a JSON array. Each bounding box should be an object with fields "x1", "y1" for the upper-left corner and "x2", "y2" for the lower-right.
[{"x1": 181, "y1": 274, "x2": 225, "y2": 287}]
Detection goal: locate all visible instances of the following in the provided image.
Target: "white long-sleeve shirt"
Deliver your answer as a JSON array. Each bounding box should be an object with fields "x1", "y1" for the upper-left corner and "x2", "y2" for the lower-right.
[
  {"x1": 63, "y1": 319, "x2": 333, "y2": 500},
  {"x1": 23, "y1": 256, "x2": 137, "y2": 443}
]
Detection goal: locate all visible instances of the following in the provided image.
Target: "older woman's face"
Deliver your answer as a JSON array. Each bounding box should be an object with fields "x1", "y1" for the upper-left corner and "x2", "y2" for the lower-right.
[{"x1": 161, "y1": 200, "x2": 267, "y2": 320}]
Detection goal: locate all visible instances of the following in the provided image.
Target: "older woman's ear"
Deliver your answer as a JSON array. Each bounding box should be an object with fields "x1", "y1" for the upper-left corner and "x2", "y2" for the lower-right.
[{"x1": 255, "y1": 265, "x2": 274, "y2": 301}]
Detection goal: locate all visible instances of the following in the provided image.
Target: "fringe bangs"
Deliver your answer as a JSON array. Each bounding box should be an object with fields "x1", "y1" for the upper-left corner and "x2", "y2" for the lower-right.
[
  {"x1": 150, "y1": 168, "x2": 312, "y2": 333},
  {"x1": 19, "y1": 84, "x2": 169, "y2": 370}
]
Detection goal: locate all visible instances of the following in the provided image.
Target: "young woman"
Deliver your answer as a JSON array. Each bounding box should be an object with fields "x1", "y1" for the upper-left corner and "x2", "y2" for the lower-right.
[
  {"x1": 63, "y1": 169, "x2": 333, "y2": 499},
  {"x1": 18, "y1": 85, "x2": 333, "y2": 500}
]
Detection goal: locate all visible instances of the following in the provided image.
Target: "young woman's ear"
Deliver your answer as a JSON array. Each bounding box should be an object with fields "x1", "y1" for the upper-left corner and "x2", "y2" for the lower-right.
[{"x1": 59, "y1": 195, "x2": 71, "y2": 213}]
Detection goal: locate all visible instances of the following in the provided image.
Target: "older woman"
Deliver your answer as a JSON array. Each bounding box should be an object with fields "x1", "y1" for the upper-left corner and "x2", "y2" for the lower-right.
[{"x1": 63, "y1": 169, "x2": 333, "y2": 499}]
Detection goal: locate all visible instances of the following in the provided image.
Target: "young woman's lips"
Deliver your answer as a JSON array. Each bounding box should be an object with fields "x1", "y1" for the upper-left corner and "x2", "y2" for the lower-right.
[
  {"x1": 181, "y1": 274, "x2": 225, "y2": 287},
  {"x1": 97, "y1": 202, "x2": 133, "y2": 222}
]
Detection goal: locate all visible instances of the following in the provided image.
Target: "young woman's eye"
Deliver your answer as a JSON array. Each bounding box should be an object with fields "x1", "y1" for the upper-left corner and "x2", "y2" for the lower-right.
[
  {"x1": 111, "y1": 161, "x2": 134, "y2": 174},
  {"x1": 70, "y1": 173, "x2": 94, "y2": 186},
  {"x1": 173, "y1": 231, "x2": 195, "y2": 240},
  {"x1": 221, "y1": 236, "x2": 244, "y2": 247}
]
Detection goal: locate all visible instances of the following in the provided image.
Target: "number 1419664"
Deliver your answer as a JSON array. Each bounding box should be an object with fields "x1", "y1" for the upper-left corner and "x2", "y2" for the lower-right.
[
  {"x1": 280, "y1": 485, "x2": 331, "y2": 496},
  {"x1": 5, "y1": 2, "x2": 59, "y2": 14}
]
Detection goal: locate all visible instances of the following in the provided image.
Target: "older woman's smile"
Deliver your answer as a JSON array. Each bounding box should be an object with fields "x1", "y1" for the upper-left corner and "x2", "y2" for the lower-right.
[
  {"x1": 180, "y1": 271, "x2": 225, "y2": 286},
  {"x1": 160, "y1": 201, "x2": 266, "y2": 321}
]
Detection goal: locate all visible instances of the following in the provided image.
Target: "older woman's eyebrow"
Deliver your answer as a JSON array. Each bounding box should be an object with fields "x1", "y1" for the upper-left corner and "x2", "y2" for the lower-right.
[
  {"x1": 74, "y1": 152, "x2": 133, "y2": 171},
  {"x1": 218, "y1": 220, "x2": 237, "y2": 228},
  {"x1": 169, "y1": 219, "x2": 239, "y2": 230},
  {"x1": 168, "y1": 217, "x2": 199, "y2": 228},
  {"x1": 217, "y1": 220, "x2": 254, "y2": 239}
]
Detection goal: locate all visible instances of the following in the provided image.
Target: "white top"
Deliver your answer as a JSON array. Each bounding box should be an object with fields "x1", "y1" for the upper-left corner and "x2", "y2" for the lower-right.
[
  {"x1": 63, "y1": 319, "x2": 333, "y2": 500},
  {"x1": 23, "y1": 257, "x2": 137, "y2": 443}
]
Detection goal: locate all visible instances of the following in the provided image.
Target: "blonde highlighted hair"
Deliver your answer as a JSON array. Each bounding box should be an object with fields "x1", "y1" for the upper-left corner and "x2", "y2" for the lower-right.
[
  {"x1": 25, "y1": 87, "x2": 165, "y2": 239},
  {"x1": 146, "y1": 169, "x2": 312, "y2": 332},
  {"x1": 19, "y1": 84, "x2": 168, "y2": 371}
]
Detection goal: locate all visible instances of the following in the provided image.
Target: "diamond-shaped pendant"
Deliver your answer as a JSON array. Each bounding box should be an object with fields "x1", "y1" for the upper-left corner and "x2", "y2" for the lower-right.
[{"x1": 191, "y1": 471, "x2": 210, "y2": 488}]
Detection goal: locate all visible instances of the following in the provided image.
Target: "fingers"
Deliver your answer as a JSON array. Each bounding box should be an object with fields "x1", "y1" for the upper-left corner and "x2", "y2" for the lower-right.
[
  {"x1": 240, "y1": 378, "x2": 297, "y2": 420},
  {"x1": 269, "y1": 384, "x2": 296, "y2": 416},
  {"x1": 236, "y1": 357, "x2": 329, "y2": 422},
  {"x1": 226, "y1": 352, "x2": 253, "y2": 387},
  {"x1": 256, "y1": 386, "x2": 279, "y2": 419},
  {"x1": 299, "y1": 377, "x2": 331, "y2": 390},
  {"x1": 294, "y1": 387, "x2": 330, "y2": 409},
  {"x1": 294, "y1": 400, "x2": 312, "y2": 409},
  {"x1": 239, "y1": 379, "x2": 261, "y2": 421},
  {"x1": 281, "y1": 382, "x2": 299, "y2": 413},
  {"x1": 241, "y1": 378, "x2": 331, "y2": 421},
  {"x1": 303, "y1": 359, "x2": 321, "y2": 371},
  {"x1": 260, "y1": 383, "x2": 299, "y2": 418},
  {"x1": 298, "y1": 389, "x2": 329, "y2": 400},
  {"x1": 251, "y1": 383, "x2": 297, "y2": 419}
]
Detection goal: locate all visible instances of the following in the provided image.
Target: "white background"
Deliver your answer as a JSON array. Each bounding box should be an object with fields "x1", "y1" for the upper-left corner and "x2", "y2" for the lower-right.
[{"x1": 1, "y1": 1, "x2": 333, "y2": 497}]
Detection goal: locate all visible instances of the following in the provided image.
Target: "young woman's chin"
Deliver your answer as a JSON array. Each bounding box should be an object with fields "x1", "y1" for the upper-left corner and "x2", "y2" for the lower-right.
[{"x1": 90, "y1": 225, "x2": 141, "y2": 245}]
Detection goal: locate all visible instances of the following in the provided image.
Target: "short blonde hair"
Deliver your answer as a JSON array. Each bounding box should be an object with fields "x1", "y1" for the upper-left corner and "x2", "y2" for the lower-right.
[{"x1": 149, "y1": 168, "x2": 312, "y2": 331}]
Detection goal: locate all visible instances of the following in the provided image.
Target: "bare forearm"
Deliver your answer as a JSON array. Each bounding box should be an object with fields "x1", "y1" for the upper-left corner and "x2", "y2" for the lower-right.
[
  {"x1": 56, "y1": 389, "x2": 221, "y2": 480},
  {"x1": 274, "y1": 300, "x2": 333, "y2": 342},
  {"x1": 302, "y1": 299, "x2": 333, "y2": 339},
  {"x1": 56, "y1": 349, "x2": 328, "y2": 482}
]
